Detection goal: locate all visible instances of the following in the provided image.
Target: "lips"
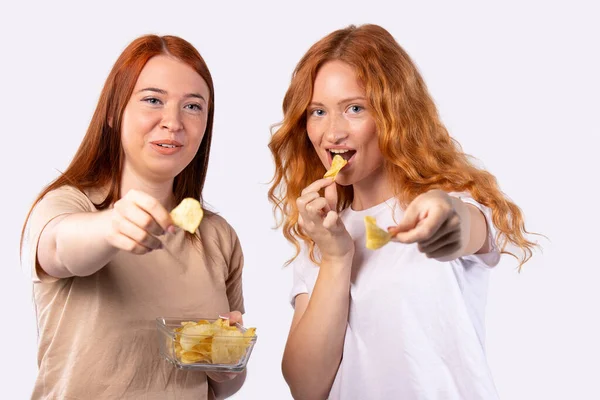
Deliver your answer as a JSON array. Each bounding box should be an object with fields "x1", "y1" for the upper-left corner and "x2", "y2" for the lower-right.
[
  {"x1": 327, "y1": 147, "x2": 356, "y2": 164},
  {"x1": 150, "y1": 139, "x2": 183, "y2": 155},
  {"x1": 150, "y1": 139, "x2": 183, "y2": 148}
]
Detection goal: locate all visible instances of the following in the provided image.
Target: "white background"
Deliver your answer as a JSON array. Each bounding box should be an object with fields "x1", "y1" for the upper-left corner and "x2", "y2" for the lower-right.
[{"x1": 1, "y1": 1, "x2": 598, "y2": 398}]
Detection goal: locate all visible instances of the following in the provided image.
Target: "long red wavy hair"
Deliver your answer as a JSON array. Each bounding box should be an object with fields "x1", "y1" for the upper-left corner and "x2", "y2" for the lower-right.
[
  {"x1": 21, "y1": 35, "x2": 215, "y2": 250},
  {"x1": 268, "y1": 24, "x2": 537, "y2": 270}
]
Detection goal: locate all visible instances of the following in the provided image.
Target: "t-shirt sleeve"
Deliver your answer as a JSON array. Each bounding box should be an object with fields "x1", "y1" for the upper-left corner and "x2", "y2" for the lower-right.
[
  {"x1": 225, "y1": 225, "x2": 245, "y2": 314},
  {"x1": 289, "y1": 245, "x2": 310, "y2": 308},
  {"x1": 450, "y1": 192, "x2": 501, "y2": 268},
  {"x1": 25, "y1": 186, "x2": 94, "y2": 283}
]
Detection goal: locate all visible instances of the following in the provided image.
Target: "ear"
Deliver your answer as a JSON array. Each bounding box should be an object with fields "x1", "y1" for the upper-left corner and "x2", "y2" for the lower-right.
[{"x1": 107, "y1": 116, "x2": 113, "y2": 128}]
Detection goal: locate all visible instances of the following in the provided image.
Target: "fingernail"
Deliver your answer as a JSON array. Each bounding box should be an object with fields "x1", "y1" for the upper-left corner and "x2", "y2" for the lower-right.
[
  {"x1": 218, "y1": 314, "x2": 229, "y2": 320},
  {"x1": 168, "y1": 225, "x2": 177, "y2": 234}
]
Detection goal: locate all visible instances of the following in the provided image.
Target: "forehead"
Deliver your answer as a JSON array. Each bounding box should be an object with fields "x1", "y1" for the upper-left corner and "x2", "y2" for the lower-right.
[
  {"x1": 312, "y1": 60, "x2": 364, "y2": 99},
  {"x1": 134, "y1": 55, "x2": 210, "y2": 98}
]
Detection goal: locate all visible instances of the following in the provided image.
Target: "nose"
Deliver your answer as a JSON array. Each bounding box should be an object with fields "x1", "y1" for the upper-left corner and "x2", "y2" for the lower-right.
[
  {"x1": 324, "y1": 113, "x2": 349, "y2": 143},
  {"x1": 160, "y1": 104, "x2": 183, "y2": 132}
]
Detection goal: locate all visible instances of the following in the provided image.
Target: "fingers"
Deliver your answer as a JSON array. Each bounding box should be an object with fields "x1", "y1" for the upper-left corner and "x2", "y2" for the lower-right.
[
  {"x1": 418, "y1": 229, "x2": 461, "y2": 255},
  {"x1": 393, "y1": 206, "x2": 448, "y2": 244},
  {"x1": 125, "y1": 189, "x2": 173, "y2": 232},
  {"x1": 106, "y1": 230, "x2": 153, "y2": 255},
  {"x1": 417, "y1": 214, "x2": 460, "y2": 248},
  {"x1": 115, "y1": 198, "x2": 164, "y2": 236},
  {"x1": 324, "y1": 182, "x2": 338, "y2": 212},
  {"x1": 206, "y1": 371, "x2": 240, "y2": 383},
  {"x1": 219, "y1": 311, "x2": 244, "y2": 326},
  {"x1": 322, "y1": 210, "x2": 340, "y2": 230},
  {"x1": 300, "y1": 178, "x2": 334, "y2": 196},
  {"x1": 388, "y1": 203, "x2": 421, "y2": 237},
  {"x1": 297, "y1": 184, "x2": 331, "y2": 226},
  {"x1": 113, "y1": 218, "x2": 163, "y2": 251},
  {"x1": 305, "y1": 197, "x2": 328, "y2": 220},
  {"x1": 108, "y1": 190, "x2": 176, "y2": 255},
  {"x1": 423, "y1": 240, "x2": 462, "y2": 259}
]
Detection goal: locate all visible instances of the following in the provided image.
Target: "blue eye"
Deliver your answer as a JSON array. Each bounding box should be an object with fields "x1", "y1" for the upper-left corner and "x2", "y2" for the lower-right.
[
  {"x1": 348, "y1": 105, "x2": 363, "y2": 113},
  {"x1": 185, "y1": 103, "x2": 203, "y2": 112},
  {"x1": 143, "y1": 97, "x2": 162, "y2": 105},
  {"x1": 310, "y1": 109, "x2": 325, "y2": 117}
]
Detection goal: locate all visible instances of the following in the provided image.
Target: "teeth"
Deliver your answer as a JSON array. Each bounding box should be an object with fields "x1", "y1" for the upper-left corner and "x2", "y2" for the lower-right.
[
  {"x1": 330, "y1": 149, "x2": 350, "y2": 154},
  {"x1": 157, "y1": 144, "x2": 176, "y2": 148}
]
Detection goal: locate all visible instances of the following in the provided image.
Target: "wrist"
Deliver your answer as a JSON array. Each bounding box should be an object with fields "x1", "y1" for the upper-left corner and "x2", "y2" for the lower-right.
[{"x1": 321, "y1": 251, "x2": 354, "y2": 267}]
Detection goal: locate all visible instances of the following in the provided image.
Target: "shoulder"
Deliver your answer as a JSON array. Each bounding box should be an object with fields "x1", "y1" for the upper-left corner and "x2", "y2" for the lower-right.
[
  {"x1": 200, "y1": 212, "x2": 239, "y2": 240},
  {"x1": 197, "y1": 212, "x2": 242, "y2": 256},
  {"x1": 32, "y1": 185, "x2": 95, "y2": 220}
]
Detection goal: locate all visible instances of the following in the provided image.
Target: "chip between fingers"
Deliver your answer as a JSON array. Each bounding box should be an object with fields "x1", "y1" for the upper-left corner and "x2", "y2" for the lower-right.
[
  {"x1": 170, "y1": 198, "x2": 204, "y2": 233},
  {"x1": 364, "y1": 216, "x2": 392, "y2": 250}
]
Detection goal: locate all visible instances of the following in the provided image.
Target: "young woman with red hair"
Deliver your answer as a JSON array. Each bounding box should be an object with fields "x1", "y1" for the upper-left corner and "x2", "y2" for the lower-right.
[
  {"x1": 269, "y1": 24, "x2": 537, "y2": 399},
  {"x1": 22, "y1": 35, "x2": 246, "y2": 399}
]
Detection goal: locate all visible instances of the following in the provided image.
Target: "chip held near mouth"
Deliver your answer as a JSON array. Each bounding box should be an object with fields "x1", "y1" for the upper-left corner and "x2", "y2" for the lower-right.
[
  {"x1": 324, "y1": 154, "x2": 348, "y2": 181},
  {"x1": 170, "y1": 198, "x2": 204, "y2": 233}
]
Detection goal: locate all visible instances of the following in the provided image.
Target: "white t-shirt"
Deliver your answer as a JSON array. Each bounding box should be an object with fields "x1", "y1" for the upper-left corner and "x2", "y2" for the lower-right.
[{"x1": 290, "y1": 194, "x2": 501, "y2": 400}]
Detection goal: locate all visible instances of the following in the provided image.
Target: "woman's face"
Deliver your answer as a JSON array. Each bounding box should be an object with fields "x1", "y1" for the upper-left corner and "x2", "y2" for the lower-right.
[
  {"x1": 306, "y1": 60, "x2": 384, "y2": 187},
  {"x1": 120, "y1": 55, "x2": 210, "y2": 182}
]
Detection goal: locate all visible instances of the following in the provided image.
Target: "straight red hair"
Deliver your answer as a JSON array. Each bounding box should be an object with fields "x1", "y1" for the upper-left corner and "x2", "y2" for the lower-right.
[
  {"x1": 21, "y1": 35, "x2": 215, "y2": 250},
  {"x1": 269, "y1": 24, "x2": 538, "y2": 270}
]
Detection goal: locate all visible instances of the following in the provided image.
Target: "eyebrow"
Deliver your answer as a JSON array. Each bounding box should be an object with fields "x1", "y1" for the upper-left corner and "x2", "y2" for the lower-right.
[
  {"x1": 137, "y1": 87, "x2": 207, "y2": 102},
  {"x1": 309, "y1": 96, "x2": 367, "y2": 107}
]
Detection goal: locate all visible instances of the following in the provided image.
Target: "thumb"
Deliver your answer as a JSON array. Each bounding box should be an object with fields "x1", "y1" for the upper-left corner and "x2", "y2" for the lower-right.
[
  {"x1": 389, "y1": 203, "x2": 421, "y2": 236},
  {"x1": 218, "y1": 311, "x2": 244, "y2": 326},
  {"x1": 324, "y1": 181, "x2": 338, "y2": 212}
]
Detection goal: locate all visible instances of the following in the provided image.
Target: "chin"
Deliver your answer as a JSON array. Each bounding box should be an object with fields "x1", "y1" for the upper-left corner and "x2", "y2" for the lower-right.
[
  {"x1": 334, "y1": 176, "x2": 354, "y2": 187},
  {"x1": 147, "y1": 165, "x2": 183, "y2": 181}
]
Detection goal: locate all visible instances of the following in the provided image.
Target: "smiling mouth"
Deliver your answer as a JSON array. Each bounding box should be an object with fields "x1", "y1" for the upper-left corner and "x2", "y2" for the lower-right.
[
  {"x1": 155, "y1": 143, "x2": 178, "y2": 148},
  {"x1": 329, "y1": 149, "x2": 356, "y2": 162}
]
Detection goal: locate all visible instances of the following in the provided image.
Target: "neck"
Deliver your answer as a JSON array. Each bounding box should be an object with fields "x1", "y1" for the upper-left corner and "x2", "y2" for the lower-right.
[
  {"x1": 120, "y1": 163, "x2": 175, "y2": 209},
  {"x1": 351, "y1": 165, "x2": 395, "y2": 211}
]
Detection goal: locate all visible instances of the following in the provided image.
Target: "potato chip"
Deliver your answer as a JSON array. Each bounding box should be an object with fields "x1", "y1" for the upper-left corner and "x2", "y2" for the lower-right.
[
  {"x1": 173, "y1": 318, "x2": 256, "y2": 365},
  {"x1": 364, "y1": 216, "x2": 392, "y2": 250},
  {"x1": 170, "y1": 198, "x2": 204, "y2": 233},
  {"x1": 323, "y1": 154, "x2": 348, "y2": 181}
]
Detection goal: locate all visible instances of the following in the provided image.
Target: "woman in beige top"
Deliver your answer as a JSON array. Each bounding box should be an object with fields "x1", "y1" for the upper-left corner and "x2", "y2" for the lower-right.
[{"x1": 21, "y1": 35, "x2": 246, "y2": 399}]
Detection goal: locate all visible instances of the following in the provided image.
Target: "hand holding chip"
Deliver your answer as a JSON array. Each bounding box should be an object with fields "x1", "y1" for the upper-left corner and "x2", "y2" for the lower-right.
[
  {"x1": 206, "y1": 311, "x2": 246, "y2": 383},
  {"x1": 297, "y1": 178, "x2": 354, "y2": 262},
  {"x1": 387, "y1": 190, "x2": 462, "y2": 258},
  {"x1": 105, "y1": 189, "x2": 175, "y2": 255}
]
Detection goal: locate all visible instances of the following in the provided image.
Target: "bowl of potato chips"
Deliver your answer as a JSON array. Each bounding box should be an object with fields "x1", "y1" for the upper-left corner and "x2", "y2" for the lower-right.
[{"x1": 156, "y1": 317, "x2": 257, "y2": 372}]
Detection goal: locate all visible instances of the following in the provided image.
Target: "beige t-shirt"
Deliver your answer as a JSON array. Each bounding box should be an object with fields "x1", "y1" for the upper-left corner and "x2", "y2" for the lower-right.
[{"x1": 26, "y1": 186, "x2": 245, "y2": 400}]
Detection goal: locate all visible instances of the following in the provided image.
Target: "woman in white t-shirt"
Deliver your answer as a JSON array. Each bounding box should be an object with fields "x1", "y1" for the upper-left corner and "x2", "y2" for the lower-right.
[{"x1": 268, "y1": 24, "x2": 538, "y2": 400}]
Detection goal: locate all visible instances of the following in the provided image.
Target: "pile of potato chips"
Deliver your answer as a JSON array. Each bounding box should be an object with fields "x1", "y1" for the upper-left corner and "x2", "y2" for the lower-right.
[{"x1": 173, "y1": 318, "x2": 256, "y2": 365}]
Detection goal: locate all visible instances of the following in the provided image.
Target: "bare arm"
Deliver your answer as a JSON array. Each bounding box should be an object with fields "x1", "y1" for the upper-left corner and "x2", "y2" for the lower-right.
[
  {"x1": 282, "y1": 256, "x2": 352, "y2": 400},
  {"x1": 36, "y1": 189, "x2": 172, "y2": 278},
  {"x1": 391, "y1": 190, "x2": 492, "y2": 262},
  {"x1": 280, "y1": 178, "x2": 355, "y2": 399},
  {"x1": 37, "y1": 211, "x2": 119, "y2": 278},
  {"x1": 209, "y1": 369, "x2": 247, "y2": 399},
  {"x1": 451, "y1": 197, "x2": 491, "y2": 257}
]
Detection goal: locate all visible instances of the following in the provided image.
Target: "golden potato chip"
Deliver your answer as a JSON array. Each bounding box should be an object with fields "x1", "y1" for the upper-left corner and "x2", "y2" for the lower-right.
[
  {"x1": 170, "y1": 198, "x2": 204, "y2": 233},
  {"x1": 364, "y1": 216, "x2": 392, "y2": 250},
  {"x1": 181, "y1": 351, "x2": 207, "y2": 364},
  {"x1": 323, "y1": 154, "x2": 348, "y2": 181},
  {"x1": 173, "y1": 318, "x2": 257, "y2": 365}
]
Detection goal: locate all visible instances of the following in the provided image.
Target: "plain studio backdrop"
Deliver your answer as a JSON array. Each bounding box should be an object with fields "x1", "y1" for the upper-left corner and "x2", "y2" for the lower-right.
[{"x1": 1, "y1": 1, "x2": 598, "y2": 398}]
